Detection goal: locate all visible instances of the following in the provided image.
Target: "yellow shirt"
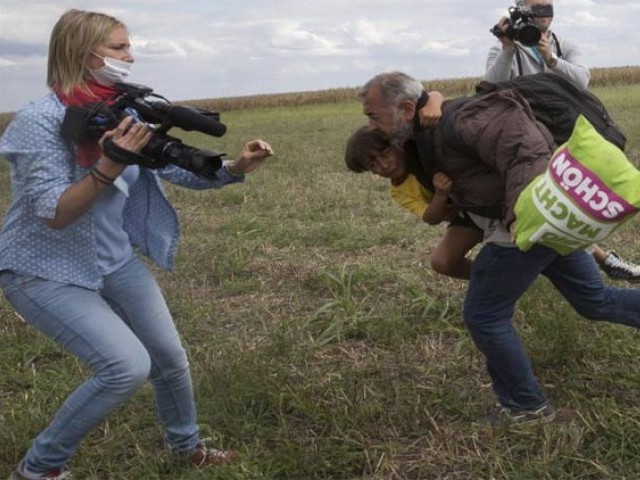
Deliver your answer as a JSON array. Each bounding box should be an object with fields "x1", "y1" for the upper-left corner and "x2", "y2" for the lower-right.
[{"x1": 388, "y1": 174, "x2": 434, "y2": 219}]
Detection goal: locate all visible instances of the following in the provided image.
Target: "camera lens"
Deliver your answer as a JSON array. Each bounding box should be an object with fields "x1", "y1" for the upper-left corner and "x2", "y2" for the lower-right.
[{"x1": 516, "y1": 24, "x2": 541, "y2": 46}]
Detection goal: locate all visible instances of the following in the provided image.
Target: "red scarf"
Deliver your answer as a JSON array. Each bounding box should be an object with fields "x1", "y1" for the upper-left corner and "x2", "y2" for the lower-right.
[{"x1": 55, "y1": 81, "x2": 119, "y2": 167}]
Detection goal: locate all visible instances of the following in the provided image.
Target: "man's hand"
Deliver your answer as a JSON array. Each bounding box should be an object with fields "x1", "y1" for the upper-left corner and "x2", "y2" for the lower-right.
[
  {"x1": 510, "y1": 221, "x2": 518, "y2": 244},
  {"x1": 418, "y1": 91, "x2": 444, "y2": 128},
  {"x1": 495, "y1": 17, "x2": 516, "y2": 51},
  {"x1": 537, "y1": 32, "x2": 554, "y2": 65}
]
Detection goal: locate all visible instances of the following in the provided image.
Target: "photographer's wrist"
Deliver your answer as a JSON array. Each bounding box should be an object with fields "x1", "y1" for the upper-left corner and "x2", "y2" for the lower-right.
[
  {"x1": 545, "y1": 53, "x2": 558, "y2": 69},
  {"x1": 501, "y1": 41, "x2": 515, "y2": 52}
]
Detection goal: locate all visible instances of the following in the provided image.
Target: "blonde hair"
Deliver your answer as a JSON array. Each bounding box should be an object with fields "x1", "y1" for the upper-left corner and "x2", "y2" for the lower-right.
[{"x1": 47, "y1": 9, "x2": 126, "y2": 95}]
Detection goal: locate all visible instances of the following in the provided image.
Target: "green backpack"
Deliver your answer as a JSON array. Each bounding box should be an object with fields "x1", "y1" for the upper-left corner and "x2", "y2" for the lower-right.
[{"x1": 513, "y1": 115, "x2": 640, "y2": 254}]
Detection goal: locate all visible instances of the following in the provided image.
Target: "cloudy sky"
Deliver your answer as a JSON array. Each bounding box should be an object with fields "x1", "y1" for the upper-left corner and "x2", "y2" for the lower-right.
[{"x1": 0, "y1": 0, "x2": 638, "y2": 112}]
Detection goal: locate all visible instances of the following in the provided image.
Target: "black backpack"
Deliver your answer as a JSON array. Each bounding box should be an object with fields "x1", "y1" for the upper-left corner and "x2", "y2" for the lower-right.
[{"x1": 447, "y1": 73, "x2": 627, "y2": 152}]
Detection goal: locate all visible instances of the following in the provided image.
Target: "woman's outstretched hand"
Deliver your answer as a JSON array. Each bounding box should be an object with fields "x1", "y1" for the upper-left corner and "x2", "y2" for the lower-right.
[{"x1": 225, "y1": 139, "x2": 274, "y2": 175}]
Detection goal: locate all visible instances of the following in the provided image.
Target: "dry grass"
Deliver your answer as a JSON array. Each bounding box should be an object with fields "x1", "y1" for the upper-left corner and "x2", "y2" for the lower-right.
[{"x1": 181, "y1": 65, "x2": 640, "y2": 113}]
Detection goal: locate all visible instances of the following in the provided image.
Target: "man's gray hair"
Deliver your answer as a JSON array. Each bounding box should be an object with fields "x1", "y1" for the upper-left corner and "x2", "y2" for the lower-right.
[{"x1": 358, "y1": 71, "x2": 424, "y2": 108}]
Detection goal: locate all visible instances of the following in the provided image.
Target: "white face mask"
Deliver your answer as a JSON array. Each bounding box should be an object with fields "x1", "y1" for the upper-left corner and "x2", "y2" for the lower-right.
[{"x1": 89, "y1": 53, "x2": 132, "y2": 86}]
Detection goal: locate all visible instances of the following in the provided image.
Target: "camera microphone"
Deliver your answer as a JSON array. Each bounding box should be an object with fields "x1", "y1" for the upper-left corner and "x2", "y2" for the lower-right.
[{"x1": 149, "y1": 102, "x2": 227, "y2": 137}]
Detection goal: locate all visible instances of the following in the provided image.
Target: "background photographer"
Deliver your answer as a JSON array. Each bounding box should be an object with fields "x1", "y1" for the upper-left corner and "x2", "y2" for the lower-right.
[
  {"x1": 0, "y1": 9, "x2": 272, "y2": 480},
  {"x1": 485, "y1": 0, "x2": 640, "y2": 282},
  {"x1": 485, "y1": 0, "x2": 590, "y2": 89}
]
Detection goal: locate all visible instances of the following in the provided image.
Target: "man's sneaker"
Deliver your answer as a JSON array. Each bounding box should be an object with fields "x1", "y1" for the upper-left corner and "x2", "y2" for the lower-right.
[
  {"x1": 489, "y1": 403, "x2": 556, "y2": 425},
  {"x1": 601, "y1": 251, "x2": 640, "y2": 282},
  {"x1": 9, "y1": 461, "x2": 71, "y2": 480}
]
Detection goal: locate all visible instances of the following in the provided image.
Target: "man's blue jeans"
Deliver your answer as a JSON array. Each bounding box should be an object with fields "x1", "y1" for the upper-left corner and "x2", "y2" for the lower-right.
[
  {"x1": 0, "y1": 255, "x2": 200, "y2": 474},
  {"x1": 464, "y1": 243, "x2": 640, "y2": 411}
]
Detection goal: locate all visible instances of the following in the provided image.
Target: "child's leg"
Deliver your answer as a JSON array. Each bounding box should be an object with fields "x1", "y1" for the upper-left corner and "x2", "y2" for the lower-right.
[
  {"x1": 591, "y1": 244, "x2": 608, "y2": 264},
  {"x1": 430, "y1": 225, "x2": 483, "y2": 280}
]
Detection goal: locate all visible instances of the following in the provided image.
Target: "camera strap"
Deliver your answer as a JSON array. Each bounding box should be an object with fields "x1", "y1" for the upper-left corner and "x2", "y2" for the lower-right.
[
  {"x1": 551, "y1": 32, "x2": 563, "y2": 58},
  {"x1": 102, "y1": 138, "x2": 169, "y2": 169}
]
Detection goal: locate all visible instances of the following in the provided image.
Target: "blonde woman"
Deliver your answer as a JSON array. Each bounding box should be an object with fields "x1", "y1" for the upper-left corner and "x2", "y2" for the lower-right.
[{"x1": 0, "y1": 9, "x2": 272, "y2": 479}]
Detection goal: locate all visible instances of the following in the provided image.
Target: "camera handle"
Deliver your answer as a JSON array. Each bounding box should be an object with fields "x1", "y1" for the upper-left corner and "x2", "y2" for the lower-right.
[{"x1": 102, "y1": 137, "x2": 169, "y2": 169}]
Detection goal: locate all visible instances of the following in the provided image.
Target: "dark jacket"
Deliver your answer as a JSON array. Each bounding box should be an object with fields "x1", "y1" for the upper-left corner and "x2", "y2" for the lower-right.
[{"x1": 411, "y1": 89, "x2": 555, "y2": 225}]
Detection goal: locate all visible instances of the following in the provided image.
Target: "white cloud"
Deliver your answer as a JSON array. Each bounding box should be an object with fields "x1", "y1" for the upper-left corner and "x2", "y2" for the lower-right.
[
  {"x1": 132, "y1": 38, "x2": 217, "y2": 59},
  {"x1": 133, "y1": 39, "x2": 188, "y2": 58},
  {"x1": 268, "y1": 28, "x2": 339, "y2": 53},
  {"x1": 572, "y1": 11, "x2": 610, "y2": 25},
  {"x1": 560, "y1": 0, "x2": 595, "y2": 6},
  {"x1": 418, "y1": 42, "x2": 471, "y2": 57},
  {"x1": 0, "y1": 58, "x2": 18, "y2": 67},
  {"x1": 0, "y1": 4, "x2": 62, "y2": 44},
  {"x1": 342, "y1": 19, "x2": 398, "y2": 47}
]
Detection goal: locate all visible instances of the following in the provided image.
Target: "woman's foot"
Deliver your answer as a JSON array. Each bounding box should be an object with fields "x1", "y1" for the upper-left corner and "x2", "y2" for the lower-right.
[
  {"x1": 9, "y1": 461, "x2": 71, "y2": 480},
  {"x1": 188, "y1": 439, "x2": 237, "y2": 467}
]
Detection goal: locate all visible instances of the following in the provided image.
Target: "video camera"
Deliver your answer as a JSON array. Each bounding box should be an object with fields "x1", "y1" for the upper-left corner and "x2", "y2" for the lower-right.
[
  {"x1": 490, "y1": 3, "x2": 553, "y2": 47},
  {"x1": 60, "y1": 82, "x2": 227, "y2": 180}
]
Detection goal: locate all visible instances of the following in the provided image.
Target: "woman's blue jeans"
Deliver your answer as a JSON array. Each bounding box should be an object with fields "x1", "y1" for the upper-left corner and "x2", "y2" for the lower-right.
[
  {"x1": 1, "y1": 255, "x2": 200, "y2": 473},
  {"x1": 464, "y1": 243, "x2": 640, "y2": 411}
]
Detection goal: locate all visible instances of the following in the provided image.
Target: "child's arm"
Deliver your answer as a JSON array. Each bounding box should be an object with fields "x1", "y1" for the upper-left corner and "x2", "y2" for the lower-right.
[
  {"x1": 422, "y1": 172, "x2": 454, "y2": 225},
  {"x1": 418, "y1": 90, "x2": 444, "y2": 128},
  {"x1": 388, "y1": 175, "x2": 431, "y2": 218}
]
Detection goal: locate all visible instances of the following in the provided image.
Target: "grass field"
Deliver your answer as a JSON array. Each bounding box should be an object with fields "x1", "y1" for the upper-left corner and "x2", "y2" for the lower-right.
[{"x1": 1, "y1": 75, "x2": 640, "y2": 479}]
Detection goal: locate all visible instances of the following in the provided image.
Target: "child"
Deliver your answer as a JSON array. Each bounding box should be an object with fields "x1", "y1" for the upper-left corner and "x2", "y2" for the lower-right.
[{"x1": 344, "y1": 126, "x2": 482, "y2": 280}]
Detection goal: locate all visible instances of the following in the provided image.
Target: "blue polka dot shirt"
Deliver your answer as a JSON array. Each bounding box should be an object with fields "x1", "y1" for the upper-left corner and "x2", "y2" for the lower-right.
[{"x1": 0, "y1": 93, "x2": 244, "y2": 289}]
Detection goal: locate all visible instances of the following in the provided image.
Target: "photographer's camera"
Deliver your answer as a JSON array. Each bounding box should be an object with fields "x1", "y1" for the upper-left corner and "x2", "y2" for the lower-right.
[{"x1": 490, "y1": 3, "x2": 553, "y2": 47}]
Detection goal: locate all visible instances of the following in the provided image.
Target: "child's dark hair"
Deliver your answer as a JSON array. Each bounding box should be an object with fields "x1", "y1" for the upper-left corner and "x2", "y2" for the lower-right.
[{"x1": 344, "y1": 126, "x2": 391, "y2": 173}]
